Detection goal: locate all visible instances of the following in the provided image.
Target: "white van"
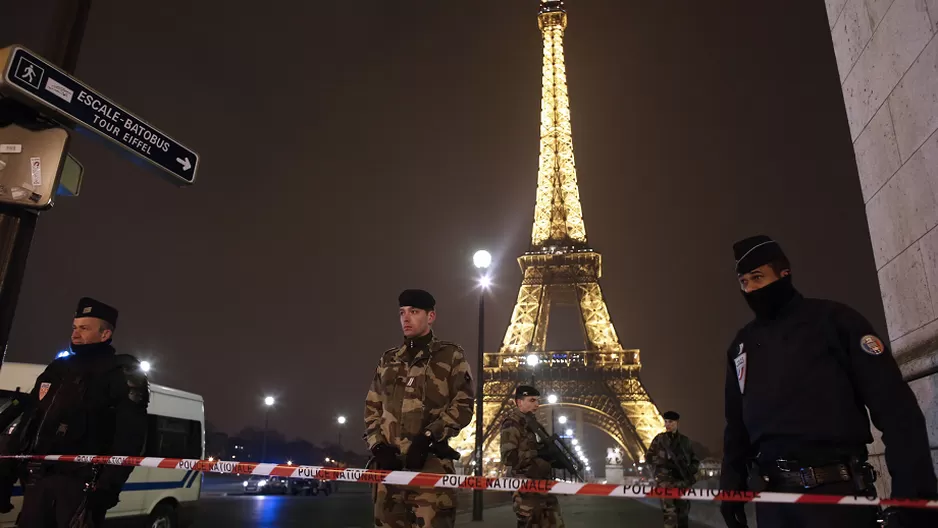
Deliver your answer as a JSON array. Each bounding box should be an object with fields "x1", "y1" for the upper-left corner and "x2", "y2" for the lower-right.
[{"x1": 0, "y1": 362, "x2": 204, "y2": 528}]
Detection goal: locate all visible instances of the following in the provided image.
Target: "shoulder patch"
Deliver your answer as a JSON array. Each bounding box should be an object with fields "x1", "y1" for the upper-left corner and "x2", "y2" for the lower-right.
[{"x1": 860, "y1": 335, "x2": 886, "y2": 355}]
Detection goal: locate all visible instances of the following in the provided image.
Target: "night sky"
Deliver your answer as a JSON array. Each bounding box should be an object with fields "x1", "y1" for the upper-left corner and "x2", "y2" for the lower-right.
[{"x1": 0, "y1": 0, "x2": 886, "y2": 458}]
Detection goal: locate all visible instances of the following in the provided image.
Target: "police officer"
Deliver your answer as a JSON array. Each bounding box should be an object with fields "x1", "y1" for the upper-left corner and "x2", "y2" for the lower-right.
[
  {"x1": 364, "y1": 289, "x2": 475, "y2": 528},
  {"x1": 500, "y1": 385, "x2": 565, "y2": 528},
  {"x1": 0, "y1": 297, "x2": 149, "y2": 528},
  {"x1": 647, "y1": 411, "x2": 699, "y2": 528},
  {"x1": 719, "y1": 236, "x2": 938, "y2": 528}
]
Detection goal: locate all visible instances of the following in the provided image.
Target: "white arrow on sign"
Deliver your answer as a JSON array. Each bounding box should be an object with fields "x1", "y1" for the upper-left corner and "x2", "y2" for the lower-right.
[{"x1": 176, "y1": 157, "x2": 192, "y2": 171}]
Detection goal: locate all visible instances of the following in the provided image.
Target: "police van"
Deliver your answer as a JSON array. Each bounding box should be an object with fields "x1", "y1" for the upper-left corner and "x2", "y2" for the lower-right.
[{"x1": 0, "y1": 361, "x2": 204, "y2": 528}]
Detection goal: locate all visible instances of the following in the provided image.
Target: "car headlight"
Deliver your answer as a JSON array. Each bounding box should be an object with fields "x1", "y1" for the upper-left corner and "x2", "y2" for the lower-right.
[
  {"x1": 242, "y1": 481, "x2": 248, "y2": 486},
  {"x1": 258, "y1": 480, "x2": 267, "y2": 487}
]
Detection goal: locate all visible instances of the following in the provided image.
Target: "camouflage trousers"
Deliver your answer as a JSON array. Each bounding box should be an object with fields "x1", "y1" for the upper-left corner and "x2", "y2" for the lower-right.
[
  {"x1": 512, "y1": 491, "x2": 564, "y2": 528},
  {"x1": 374, "y1": 456, "x2": 456, "y2": 528},
  {"x1": 659, "y1": 497, "x2": 690, "y2": 528}
]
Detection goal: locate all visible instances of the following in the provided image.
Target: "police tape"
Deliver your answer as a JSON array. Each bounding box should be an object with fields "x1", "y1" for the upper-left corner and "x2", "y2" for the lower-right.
[{"x1": 1, "y1": 454, "x2": 937, "y2": 510}]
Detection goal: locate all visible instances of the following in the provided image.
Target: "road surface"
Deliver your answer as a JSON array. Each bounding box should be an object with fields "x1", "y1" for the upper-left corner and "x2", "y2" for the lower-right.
[{"x1": 191, "y1": 482, "x2": 712, "y2": 528}]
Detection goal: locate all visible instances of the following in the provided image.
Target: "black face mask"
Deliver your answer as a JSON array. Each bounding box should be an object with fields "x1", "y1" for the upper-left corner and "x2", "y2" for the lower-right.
[
  {"x1": 742, "y1": 275, "x2": 796, "y2": 320},
  {"x1": 69, "y1": 340, "x2": 113, "y2": 356}
]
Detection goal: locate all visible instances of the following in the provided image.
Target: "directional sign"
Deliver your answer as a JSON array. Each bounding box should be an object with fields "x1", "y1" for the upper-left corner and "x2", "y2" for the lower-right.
[{"x1": 0, "y1": 45, "x2": 198, "y2": 185}]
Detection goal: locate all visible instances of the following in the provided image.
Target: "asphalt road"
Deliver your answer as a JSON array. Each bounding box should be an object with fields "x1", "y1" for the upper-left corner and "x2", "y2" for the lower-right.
[{"x1": 191, "y1": 483, "x2": 712, "y2": 528}]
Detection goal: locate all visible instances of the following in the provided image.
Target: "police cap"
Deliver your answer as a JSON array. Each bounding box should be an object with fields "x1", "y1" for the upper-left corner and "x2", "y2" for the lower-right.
[
  {"x1": 399, "y1": 289, "x2": 435, "y2": 311},
  {"x1": 515, "y1": 385, "x2": 540, "y2": 399},
  {"x1": 733, "y1": 235, "x2": 789, "y2": 275},
  {"x1": 662, "y1": 410, "x2": 680, "y2": 421},
  {"x1": 74, "y1": 297, "x2": 118, "y2": 328}
]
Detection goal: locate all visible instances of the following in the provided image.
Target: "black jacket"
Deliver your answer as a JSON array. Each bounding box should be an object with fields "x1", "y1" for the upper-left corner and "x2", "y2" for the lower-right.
[
  {"x1": 720, "y1": 292, "x2": 936, "y2": 500},
  {"x1": 0, "y1": 344, "x2": 149, "y2": 493}
]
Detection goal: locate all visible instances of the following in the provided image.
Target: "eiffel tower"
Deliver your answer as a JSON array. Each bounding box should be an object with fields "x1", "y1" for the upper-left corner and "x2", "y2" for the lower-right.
[{"x1": 451, "y1": 0, "x2": 664, "y2": 475}]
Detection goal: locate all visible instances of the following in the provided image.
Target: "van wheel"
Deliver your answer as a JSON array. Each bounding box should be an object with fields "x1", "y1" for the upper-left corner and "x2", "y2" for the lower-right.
[{"x1": 148, "y1": 503, "x2": 178, "y2": 528}]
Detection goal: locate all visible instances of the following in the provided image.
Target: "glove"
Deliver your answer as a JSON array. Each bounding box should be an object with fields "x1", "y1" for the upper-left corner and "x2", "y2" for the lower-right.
[
  {"x1": 405, "y1": 434, "x2": 432, "y2": 471},
  {"x1": 87, "y1": 488, "x2": 120, "y2": 511},
  {"x1": 720, "y1": 501, "x2": 748, "y2": 528},
  {"x1": 371, "y1": 442, "x2": 403, "y2": 471},
  {"x1": 429, "y1": 441, "x2": 460, "y2": 461},
  {"x1": 0, "y1": 484, "x2": 12, "y2": 514},
  {"x1": 536, "y1": 445, "x2": 555, "y2": 462},
  {"x1": 893, "y1": 506, "x2": 938, "y2": 527}
]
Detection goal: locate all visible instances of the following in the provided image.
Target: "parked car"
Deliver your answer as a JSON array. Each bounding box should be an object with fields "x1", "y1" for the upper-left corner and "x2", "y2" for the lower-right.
[
  {"x1": 288, "y1": 477, "x2": 332, "y2": 496},
  {"x1": 243, "y1": 475, "x2": 289, "y2": 495}
]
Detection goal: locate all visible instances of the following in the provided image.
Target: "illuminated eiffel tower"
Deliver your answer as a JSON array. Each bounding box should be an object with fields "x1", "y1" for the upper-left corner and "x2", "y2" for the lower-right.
[{"x1": 451, "y1": 0, "x2": 664, "y2": 475}]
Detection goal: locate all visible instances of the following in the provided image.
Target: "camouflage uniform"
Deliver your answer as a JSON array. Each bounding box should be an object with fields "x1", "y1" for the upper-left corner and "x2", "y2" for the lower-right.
[
  {"x1": 500, "y1": 408, "x2": 565, "y2": 528},
  {"x1": 646, "y1": 431, "x2": 700, "y2": 528},
  {"x1": 364, "y1": 333, "x2": 475, "y2": 528}
]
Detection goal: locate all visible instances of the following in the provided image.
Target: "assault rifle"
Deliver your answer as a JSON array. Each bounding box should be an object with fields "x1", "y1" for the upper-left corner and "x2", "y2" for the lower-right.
[
  {"x1": 523, "y1": 413, "x2": 583, "y2": 482},
  {"x1": 662, "y1": 440, "x2": 695, "y2": 485}
]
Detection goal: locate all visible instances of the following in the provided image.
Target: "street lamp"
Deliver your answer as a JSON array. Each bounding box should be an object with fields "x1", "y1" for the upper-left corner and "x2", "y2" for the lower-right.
[
  {"x1": 526, "y1": 354, "x2": 539, "y2": 367},
  {"x1": 336, "y1": 415, "x2": 346, "y2": 451},
  {"x1": 472, "y1": 249, "x2": 491, "y2": 522},
  {"x1": 262, "y1": 396, "x2": 275, "y2": 463},
  {"x1": 140, "y1": 361, "x2": 151, "y2": 373},
  {"x1": 558, "y1": 415, "x2": 568, "y2": 425},
  {"x1": 547, "y1": 394, "x2": 558, "y2": 404}
]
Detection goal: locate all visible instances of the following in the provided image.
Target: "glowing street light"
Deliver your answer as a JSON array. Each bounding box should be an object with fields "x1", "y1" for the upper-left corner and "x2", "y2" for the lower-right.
[
  {"x1": 565, "y1": 429, "x2": 573, "y2": 436},
  {"x1": 140, "y1": 360, "x2": 151, "y2": 373},
  {"x1": 526, "y1": 354, "x2": 539, "y2": 367},
  {"x1": 472, "y1": 248, "x2": 492, "y2": 521},
  {"x1": 547, "y1": 394, "x2": 558, "y2": 404},
  {"x1": 262, "y1": 396, "x2": 276, "y2": 463},
  {"x1": 337, "y1": 415, "x2": 347, "y2": 425},
  {"x1": 558, "y1": 415, "x2": 568, "y2": 424},
  {"x1": 473, "y1": 250, "x2": 492, "y2": 269}
]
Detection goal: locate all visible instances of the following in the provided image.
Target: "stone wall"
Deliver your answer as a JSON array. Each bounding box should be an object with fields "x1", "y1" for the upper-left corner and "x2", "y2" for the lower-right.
[{"x1": 824, "y1": 0, "x2": 938, "y2": 495}]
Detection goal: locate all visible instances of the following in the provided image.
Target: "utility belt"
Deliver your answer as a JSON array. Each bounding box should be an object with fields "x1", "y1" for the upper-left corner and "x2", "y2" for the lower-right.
[{"x1": 749, "y1": 455, "x2": 877, "y2": 493}]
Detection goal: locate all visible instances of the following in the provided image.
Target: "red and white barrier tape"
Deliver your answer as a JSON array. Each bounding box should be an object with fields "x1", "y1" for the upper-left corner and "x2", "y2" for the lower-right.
[{"x1": 2, "y1": 455, "x2": 936, "y2": 510}]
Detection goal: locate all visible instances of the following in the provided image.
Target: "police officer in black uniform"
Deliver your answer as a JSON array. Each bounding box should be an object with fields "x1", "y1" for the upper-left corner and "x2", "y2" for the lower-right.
[
  {"x1": 0, "y1": 297, "x2": 149, "y2": 527},
  {"x1": 719, "y1": 236, "x2": 938, "y2": 528}
]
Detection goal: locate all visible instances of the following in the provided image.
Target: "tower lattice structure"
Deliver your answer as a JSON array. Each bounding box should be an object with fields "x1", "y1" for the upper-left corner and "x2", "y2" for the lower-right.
[{"x1": 451, "y1": 0, "x2": 664, "y2": 476}]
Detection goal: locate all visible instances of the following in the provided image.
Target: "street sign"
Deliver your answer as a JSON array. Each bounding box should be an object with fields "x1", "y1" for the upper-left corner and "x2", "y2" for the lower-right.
[{"x1": 0, "y1": 45, "x2": 198, "y2": 185}]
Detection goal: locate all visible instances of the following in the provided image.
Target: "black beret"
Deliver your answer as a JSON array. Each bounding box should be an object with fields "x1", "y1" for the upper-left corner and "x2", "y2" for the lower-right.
[
  {"x1": 733, "y1": 235, "x2": 788, "y2": 275},
  {"x1": 514, "y1": 385, "x2": 540, "y2": 399},
  {"x1": 399, "y1": 289, "x2": 435, "y2": 311},
  {"x1": 662, "y1": 411, "x2": 680, "y2": 420},
  {"x1": 74, "y1": 297, "x2": 118, "y2": 328}
]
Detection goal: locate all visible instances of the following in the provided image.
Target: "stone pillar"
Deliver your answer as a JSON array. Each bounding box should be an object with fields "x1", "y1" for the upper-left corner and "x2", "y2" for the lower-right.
[{"x1": 824, "y1": 0, "x2": 938, "y2": 495}]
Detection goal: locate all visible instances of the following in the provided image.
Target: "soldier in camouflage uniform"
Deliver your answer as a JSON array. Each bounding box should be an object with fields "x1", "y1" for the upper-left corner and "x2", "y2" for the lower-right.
[
  {"x1": 646, "y1": 411, "x2": 699, "y2": 528},
  {"x1": 500, "y1": 385, "x2": 565, "y2": 528},
  {"x1": 364, "y1": 289, "x2": 475, "y2": 528}
]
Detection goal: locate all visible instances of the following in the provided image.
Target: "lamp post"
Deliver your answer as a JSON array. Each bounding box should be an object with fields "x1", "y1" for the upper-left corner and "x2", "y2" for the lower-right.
[
  {"x1": 262, "y1": 396, "x2": 275, "y2": 463},
  {"x1": 471, "y1": 249, "x2": 491, "y2": 521},
  {"x1": 336, "y1": 415, "x2": 346, "y2": 451}
]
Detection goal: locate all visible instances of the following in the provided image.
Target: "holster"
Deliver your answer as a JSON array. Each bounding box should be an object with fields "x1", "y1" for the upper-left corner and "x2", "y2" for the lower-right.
[
  {"x1": 746, "y1": 459, "x2": 768, "y2": 493},
  {"x1": 848, "y1": 456, "x2": 877, "y2": 496}
]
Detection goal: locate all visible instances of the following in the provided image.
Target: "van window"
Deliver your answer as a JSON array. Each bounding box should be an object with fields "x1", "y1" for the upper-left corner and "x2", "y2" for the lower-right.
[{"x1": 145, "y1": 415, "x2": 202, "y2": 459}]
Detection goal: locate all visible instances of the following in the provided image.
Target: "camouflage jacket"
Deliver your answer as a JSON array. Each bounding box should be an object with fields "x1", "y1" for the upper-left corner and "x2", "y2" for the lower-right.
[
  {"x1": 363, "y1": 334, "x2": 475, "y2": 454},
  {"x1": 500, "y1": 407, "x2": 551, "y2": 479},
  {"x1": 646, "y1": 431, "x2": 700, "y2": 484}
]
